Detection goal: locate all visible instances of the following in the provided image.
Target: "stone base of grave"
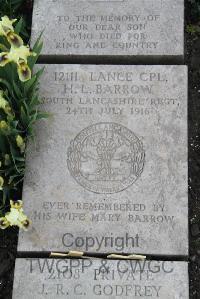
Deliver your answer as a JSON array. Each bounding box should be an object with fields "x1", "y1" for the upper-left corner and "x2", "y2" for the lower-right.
[{"x1": 12, "y1": 258, "x2": 189, "y2": 298}]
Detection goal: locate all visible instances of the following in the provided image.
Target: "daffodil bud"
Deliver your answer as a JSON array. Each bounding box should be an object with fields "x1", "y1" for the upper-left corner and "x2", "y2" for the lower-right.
[
  {"x1": 5, "y1": 106, "x2": 13, "y2": 116},
  {"x1": 16, "y1": 135, "x2": 25, "y2": 152},
  {"x1": 0, "y1": 120, "x2": 9, "y2": 131},
  {"x1": 16, "y1": 135, "x2": 23, "y2": 146},
  {"x1": 4, "y1": 154, "x2": 10, "y2": 166},
  {"x1": 0, "y1": 90, "x2": 8, "y2": 109},
  {"x1": 0, "y1": 90, "x2": 12, "y2": 116}
]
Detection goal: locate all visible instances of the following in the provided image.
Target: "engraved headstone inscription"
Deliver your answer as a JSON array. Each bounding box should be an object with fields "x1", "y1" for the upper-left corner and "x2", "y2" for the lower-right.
[
  {"x1": 18, "y1": 65, "x2": 188, "y2": 255},
  {"x1": 31, "y1": 0, "x2": 184, "y2": 61},
  {"x1": 12, "y1": 259, "x2": 189, "y2": 298}
]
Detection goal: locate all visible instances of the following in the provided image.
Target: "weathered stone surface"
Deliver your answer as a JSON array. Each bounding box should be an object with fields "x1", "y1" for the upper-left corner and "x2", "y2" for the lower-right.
[
  {"x1": 18, "y1": 65, "x2": 188, "y2": 255},
  {"x1": 12, "y1": 258, "x2": 189, "y2": 298},
  {"x1": 31, "y1": 0, "x2": 184, "y2": 60}
]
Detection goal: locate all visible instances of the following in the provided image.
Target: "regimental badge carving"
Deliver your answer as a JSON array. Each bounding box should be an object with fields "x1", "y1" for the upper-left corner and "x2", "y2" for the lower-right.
[{"x1": 67, "y1": 123, "x2": 145, "y2": 194}]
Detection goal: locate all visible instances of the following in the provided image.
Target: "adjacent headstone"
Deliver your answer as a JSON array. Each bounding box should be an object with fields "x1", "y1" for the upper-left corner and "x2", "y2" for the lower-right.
[
  {"x1": 12, "y1": 258, "x2": 189, "y2": 298},
  {"x1": 31, "y1": 0, "x2": 184, "y2": 61},
  {"x1": 18, "y1": 65, "x2": 188, "y2": 255}
]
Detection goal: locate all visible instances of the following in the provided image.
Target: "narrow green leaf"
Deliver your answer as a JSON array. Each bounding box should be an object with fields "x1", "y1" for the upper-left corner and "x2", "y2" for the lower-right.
[{"x1": 14, "y1": 17, "x2": 23, "y2": 34}]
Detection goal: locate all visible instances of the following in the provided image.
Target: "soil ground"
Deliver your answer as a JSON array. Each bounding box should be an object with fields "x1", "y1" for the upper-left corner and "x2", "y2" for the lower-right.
[{"x1": 186, "y1": 2, "x2": 200, "y2": 298}]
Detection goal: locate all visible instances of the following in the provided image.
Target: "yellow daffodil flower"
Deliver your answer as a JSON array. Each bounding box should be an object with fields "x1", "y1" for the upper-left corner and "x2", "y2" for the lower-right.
[
  {"x1": 6, "y1": 31, "x2": 23, "y2": 48},
  {"x1": 16, "y1": 135, "x2": 25, "y2": 152},
  {"x1": 10, "y1": 200, "x2": 23, "y2": 209},
  {"x1": 0, "y1": 45, "x2": 36, "y2": 81},
  {"x1": 0, "y1": 200, "x2": 31, "y2": 230},
  {"x1": 5, "y1": 208, "x2": 26, "y2": 229},
  {"x1": 0, "y1": 52, "x2": 9, "y2": 67},
  {"x1": 21, "y1": 218, "x2": 31, "y2": 230},
  {"x1": 0, "y1": 16, "x2": 35, "y2": 81},
  {"x1": 8, "y1": 45, "x2": 34, "y2": 64},
  {"x1": 0, "y1": 176, "x2": 4, "y2": 190},
  {"x1": 0, "y1": 217, "x2": 9, "y2": 229},
  {"x1": 0, "y1": 17, "x2": 22, "y2": 48},
  {"x1": 0, "y1": 16, "x2": 16, "y2": 36},
  {"x1": 17, "y1": 61, "x2": 32, "y2": 82},
  {"x1": 0, "y1": 45, "x2": 35, "y2": 66}
]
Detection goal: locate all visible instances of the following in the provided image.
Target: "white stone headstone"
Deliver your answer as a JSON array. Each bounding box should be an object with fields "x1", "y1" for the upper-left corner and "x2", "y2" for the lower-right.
[
  {"x1": 31, "y1": 0, "x2": 184, "y2": 61},
  {"x1": 18, "y1": 65, "x2": 188, "y2": 255}
]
